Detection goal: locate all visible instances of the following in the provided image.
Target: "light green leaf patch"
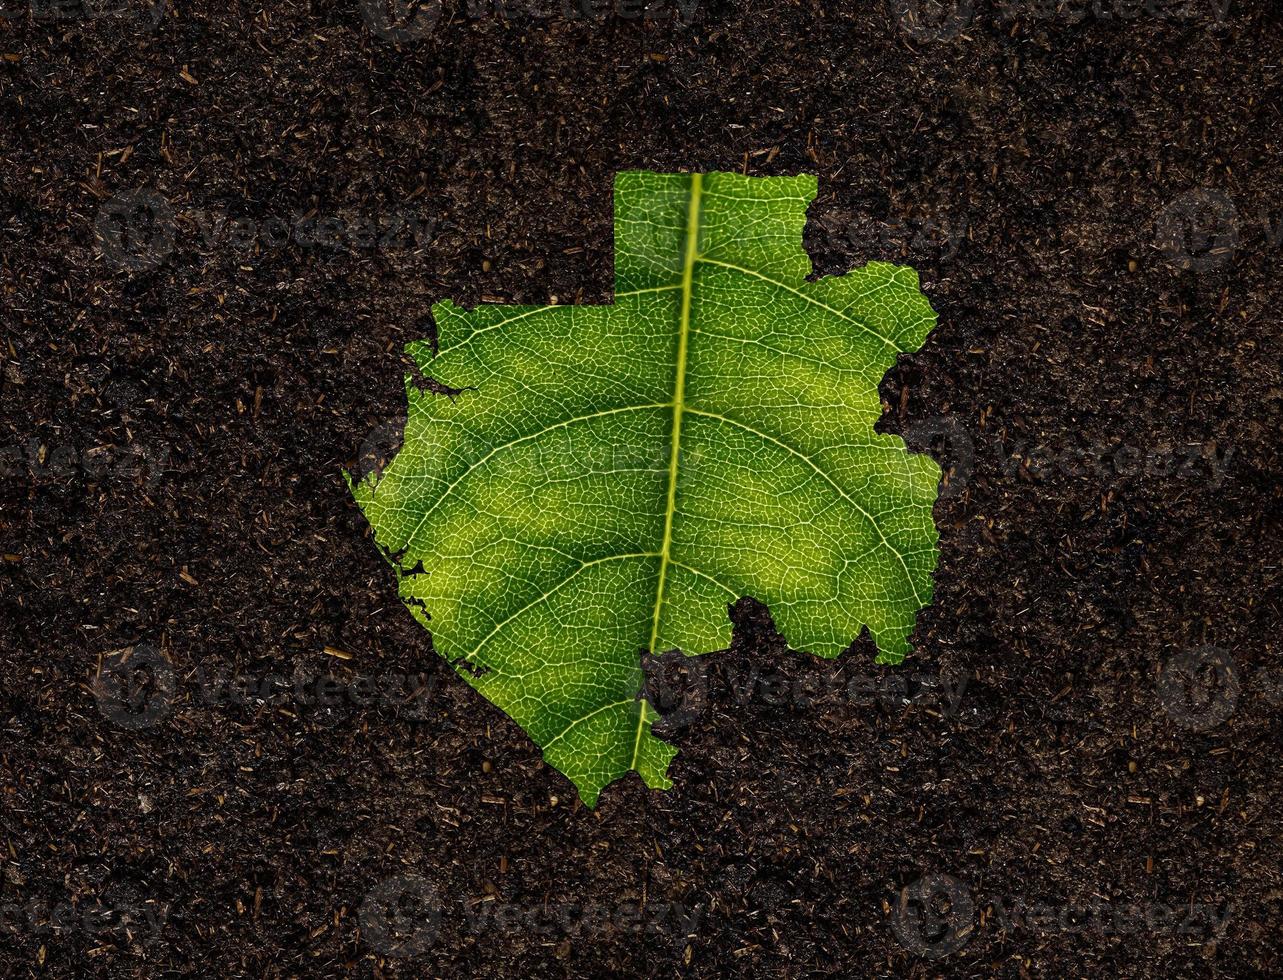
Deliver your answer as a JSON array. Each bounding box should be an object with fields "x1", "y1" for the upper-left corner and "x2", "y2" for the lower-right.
[{"x1": 350, "y1": 171, "x2": 941, "y2": 806}]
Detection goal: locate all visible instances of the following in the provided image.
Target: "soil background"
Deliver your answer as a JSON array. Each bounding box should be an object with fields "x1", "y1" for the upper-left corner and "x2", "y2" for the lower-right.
[{"x1": 2, "y1": 0, "x2": 1282, "y2": 976}]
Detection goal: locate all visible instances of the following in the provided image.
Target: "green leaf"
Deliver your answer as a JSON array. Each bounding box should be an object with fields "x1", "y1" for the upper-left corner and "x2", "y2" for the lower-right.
[{"x1": 351, "y1": 171, "x2": 941, "y2": 806}]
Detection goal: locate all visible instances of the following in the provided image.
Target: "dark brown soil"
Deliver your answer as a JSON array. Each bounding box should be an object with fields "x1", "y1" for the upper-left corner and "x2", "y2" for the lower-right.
[{"x1": 2, "y1": 0, "x2": 1281, "y2": 976}]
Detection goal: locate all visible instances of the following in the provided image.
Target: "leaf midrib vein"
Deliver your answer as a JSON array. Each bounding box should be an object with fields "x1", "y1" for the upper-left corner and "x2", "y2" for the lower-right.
[{"x1": 646, "y1": 172, "x2": 703, "y2": 660}]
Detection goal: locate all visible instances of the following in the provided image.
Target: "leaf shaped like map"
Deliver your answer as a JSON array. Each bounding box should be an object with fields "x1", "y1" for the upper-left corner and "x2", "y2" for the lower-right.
[{"x1": 350, "y1": 171, "x2": 941, "y2": 806}]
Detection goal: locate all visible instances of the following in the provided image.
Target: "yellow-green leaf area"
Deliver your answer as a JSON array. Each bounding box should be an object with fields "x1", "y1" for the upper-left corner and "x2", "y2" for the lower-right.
[{"x1": 351, "y1": 171, "x2": 941, "y2": 806}]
